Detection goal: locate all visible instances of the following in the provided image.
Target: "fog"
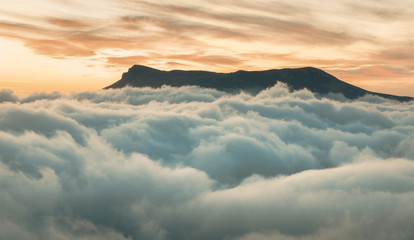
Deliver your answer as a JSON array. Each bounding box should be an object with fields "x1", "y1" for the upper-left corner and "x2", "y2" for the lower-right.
[{"x1": 1, "y1": 85, "x2": 413, "y2": 239}]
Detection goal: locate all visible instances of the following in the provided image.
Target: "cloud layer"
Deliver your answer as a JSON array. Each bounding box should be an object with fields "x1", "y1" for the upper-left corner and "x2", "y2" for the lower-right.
[{"x1": 0, "y1": 85, "x2": 414, "y2": 239}]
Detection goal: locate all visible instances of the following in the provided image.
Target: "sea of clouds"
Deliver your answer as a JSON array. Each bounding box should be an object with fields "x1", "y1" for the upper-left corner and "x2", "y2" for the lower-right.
[{"x1": 0, "y1": 84, "x2": 413, "y2": 240}]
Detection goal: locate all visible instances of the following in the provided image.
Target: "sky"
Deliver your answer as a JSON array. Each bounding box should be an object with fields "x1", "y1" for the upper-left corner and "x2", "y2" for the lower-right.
[
  {"x1": 1, "y1": 2, "x2": 413, "y2": 238},
  {"x1": 0, "y1": 0, "x2": 413, "y2": 96},
  {"x1": 1, "y1": 85, "x2": 414, "y2": 239}
]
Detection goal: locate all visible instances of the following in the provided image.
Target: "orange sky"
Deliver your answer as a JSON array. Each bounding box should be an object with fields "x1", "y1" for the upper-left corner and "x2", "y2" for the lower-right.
[{"x1": 1, "y1": 0, "x2": 413, "y2": 97}]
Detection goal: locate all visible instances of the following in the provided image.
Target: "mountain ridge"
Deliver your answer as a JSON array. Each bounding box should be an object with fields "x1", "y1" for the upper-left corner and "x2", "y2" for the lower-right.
[{"x1": 104, "y1": 65, "x2": 413, "y2": 102}]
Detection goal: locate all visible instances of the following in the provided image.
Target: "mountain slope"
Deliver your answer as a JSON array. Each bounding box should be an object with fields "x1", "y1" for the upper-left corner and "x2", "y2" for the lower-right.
[{"x1": 105, "y1": 65, "x2": 413, "y2": 101}]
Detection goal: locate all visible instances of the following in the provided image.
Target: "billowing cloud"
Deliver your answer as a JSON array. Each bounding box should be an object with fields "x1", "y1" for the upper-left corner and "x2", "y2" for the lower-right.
[
  {"x1": 0, "y1": 89, "x2": 18, "y2": 103},
  {"x1": 0, "y1": 85, "x2": 413, "y2": 239}
]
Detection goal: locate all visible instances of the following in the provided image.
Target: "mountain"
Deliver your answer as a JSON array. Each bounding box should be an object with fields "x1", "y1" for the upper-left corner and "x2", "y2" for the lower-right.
[{"x1": 105, "y1": 65, "x2": 413, "y2": 102}]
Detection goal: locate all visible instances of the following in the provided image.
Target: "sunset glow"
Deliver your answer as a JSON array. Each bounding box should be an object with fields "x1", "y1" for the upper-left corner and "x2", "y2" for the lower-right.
[
  {"x1": 1, "y1": 2, "x2": 414, "y2": 239},
  {"x1": 1, "y1": 0, "x2": 413, "y2": 96}
]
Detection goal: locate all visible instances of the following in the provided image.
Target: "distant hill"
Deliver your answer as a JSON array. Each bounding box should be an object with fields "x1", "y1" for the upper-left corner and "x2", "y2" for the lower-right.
[{"x1": 105, "y1": 65, "x2": 413, "y2": 102}]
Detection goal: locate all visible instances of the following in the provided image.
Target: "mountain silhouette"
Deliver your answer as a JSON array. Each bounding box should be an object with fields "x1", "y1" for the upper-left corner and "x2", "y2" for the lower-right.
[{"x1": 105, "y1": 65, "x2": 413, "y2": 102}]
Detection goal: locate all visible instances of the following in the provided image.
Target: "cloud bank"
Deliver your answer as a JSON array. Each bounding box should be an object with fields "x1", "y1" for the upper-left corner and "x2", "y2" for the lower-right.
[{"x1": 0, "y1": 85, "x2": 413, "y2": 240}]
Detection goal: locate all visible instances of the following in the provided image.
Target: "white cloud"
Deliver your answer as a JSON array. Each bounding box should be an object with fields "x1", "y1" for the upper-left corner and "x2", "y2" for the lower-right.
[{"x1": 0, "y1": 85, "x2": 413, "y2": 239}]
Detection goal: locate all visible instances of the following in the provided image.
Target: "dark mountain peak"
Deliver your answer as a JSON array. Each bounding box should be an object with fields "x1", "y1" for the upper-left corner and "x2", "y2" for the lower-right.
[
  {"x1": 105, "y1": 65, "x2": 413, "y2": 102},
  {"x1": 130, "y1": 64, "x2": 160, "y2": 71},
  {"x1": 127, "y1": 65, "x2": 163, "y2": 76},
  {"x1": 285, "y1": 66, "x2": 321, "y2": 72}
]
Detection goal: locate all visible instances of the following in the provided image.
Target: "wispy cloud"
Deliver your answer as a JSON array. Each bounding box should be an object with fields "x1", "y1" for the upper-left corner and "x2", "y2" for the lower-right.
[
  {"x1": 46, "y1": 17, "x2": 92, "y2": 29},
  {"x1": 0, "y1": 0, "x2": 413, "y2": 95}
]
